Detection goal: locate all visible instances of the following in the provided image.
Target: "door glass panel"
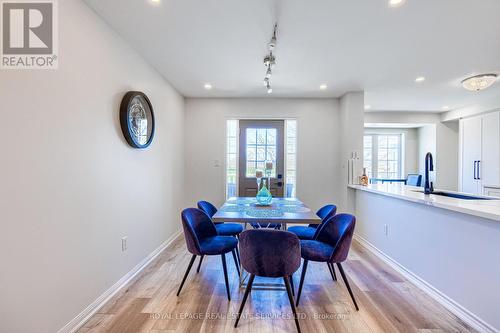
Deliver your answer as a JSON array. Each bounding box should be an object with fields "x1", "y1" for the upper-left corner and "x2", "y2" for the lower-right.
[{"x1": 245, "y1": 128, "x2": 277, "y2": 177}]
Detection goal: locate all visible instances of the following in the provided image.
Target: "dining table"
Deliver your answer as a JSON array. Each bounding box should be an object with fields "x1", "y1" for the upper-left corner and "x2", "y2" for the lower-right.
[{"x1": 212, "y1": 197, "x2": 321, "y2": 289}]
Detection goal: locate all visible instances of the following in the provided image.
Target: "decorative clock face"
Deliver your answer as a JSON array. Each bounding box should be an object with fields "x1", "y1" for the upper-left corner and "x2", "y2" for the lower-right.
[{"x1": 120, "y1": 91, "x2": 155, "y2": 148}]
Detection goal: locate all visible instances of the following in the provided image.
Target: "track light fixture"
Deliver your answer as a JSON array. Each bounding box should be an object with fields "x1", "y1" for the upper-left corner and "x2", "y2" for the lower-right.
[{"x1": 263, "y1": 24, "x2": 277, "y2": 94}]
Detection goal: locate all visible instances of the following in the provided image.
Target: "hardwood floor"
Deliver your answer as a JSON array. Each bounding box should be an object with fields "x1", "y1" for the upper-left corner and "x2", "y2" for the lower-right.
[{"x1": 78, "y1": 236, "x2": 475, "y2": 333}]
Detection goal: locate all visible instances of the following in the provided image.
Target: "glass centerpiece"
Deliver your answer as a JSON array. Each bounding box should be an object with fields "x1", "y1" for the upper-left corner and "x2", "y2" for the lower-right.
[{"x1": 255, "y1": 162, "x2": 273, "y2": 205}]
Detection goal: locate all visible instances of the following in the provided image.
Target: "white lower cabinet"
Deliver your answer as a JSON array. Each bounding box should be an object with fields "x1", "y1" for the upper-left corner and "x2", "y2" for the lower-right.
[{"x1": 484, "y1": 187, "x2": 500, "y2": 198}]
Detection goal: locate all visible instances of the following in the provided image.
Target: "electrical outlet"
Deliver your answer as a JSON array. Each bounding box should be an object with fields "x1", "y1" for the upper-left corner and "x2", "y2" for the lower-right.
[
  {"x1": 121, "y1": 236, "x2": 128, "y2": 252},
  {"x1": 384, "y1": 224, "x2": 389, "y2": 236}
]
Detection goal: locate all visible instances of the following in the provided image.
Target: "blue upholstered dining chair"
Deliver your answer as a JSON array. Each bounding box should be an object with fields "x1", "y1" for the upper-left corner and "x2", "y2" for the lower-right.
[
  {"x1": 234, "y1": 229, "x2": 302, "y2": 333},
  {"x1": 288, "y1": 204, "x2": 337, "y2": 240},
  {"x1": 295, "y1": 214, "x2": 359, "y2": 311},
  {"x1": 197, "y1": 201, "x2": 243, "y2": 272},
  {"x1": 177, "y1": 208, "x2": 240, "y2": 301},
  {"x1": 406, "y1": 174, "x2": 422, "y2": 187}
]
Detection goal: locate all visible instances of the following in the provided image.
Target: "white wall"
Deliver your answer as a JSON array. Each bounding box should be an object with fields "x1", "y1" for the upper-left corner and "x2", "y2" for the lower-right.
[
  {"x1": 0, "y1": 1, "x2": 184, "y2": 332},
  {"x1": 418, "y1": 124, "x2": 437, "y2": 178},
  {"x1": 364, "y1": 128, "x2": 419, "y2": 175},
  {"x1": 184, "y1": 98, "x2": 342, "y2": 212},
  {"x1": 339, "y1": 92, "x2": 365, "y2": 212},
  {"x1": 436, "y1": 121, "x2": 459, "y2": 190}
]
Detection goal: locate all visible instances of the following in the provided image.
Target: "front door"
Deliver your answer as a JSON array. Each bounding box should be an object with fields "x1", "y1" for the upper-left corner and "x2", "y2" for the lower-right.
[{"x1": 238, "y1": 120, "x2": 285, "y2": 197}]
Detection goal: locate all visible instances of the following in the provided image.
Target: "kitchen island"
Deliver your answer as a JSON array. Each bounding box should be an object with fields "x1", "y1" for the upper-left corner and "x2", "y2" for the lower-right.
[{"x1": 349, "y1": 183, "x2": 500, "y2": 333}]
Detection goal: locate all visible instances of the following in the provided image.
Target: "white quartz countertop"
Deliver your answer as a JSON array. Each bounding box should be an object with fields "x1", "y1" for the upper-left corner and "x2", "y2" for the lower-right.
[{"x1": 349, "y1": 183, "x2": 500, "y2": 222}]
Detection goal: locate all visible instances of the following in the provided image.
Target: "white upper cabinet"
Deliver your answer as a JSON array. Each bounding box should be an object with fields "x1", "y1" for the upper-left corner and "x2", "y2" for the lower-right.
[
  {"x1": 461, "y1": 116, "x2": 482, "y2": 194},
  {"x1": 460, "y1": 110, "x2": 500, "y2": 195},
  {"x1": 481, "y1": 111, "x2": 500, "y2": 187}
]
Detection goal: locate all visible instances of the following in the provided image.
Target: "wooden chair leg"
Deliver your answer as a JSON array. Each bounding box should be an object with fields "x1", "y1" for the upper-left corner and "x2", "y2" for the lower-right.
[
  {"x1": 221, "y1": 253, "x2": 231, "y2": 301},
  {"x1": 284, "y1": 276, "x2": 302, "y2": 333},
  {"x1": 231, "y1": 249, "x2": 241, "y2": 277},
  {"x1": 234, "y1": 274, "x2": 255, "y2": 327},
  {"x1": 289, "y1": 274, "x2": 295, "y2": 296},
  {"x1": 327, "y1": 262, "x2": 337, "y2": 281},
  {"x1": 177, "y1": 254, "x2": 196, "y2": 296},
  {"x1": 296, "y1": 259, "x2": 309, "y2": 306},
  {"x1": 337, "y1": 263, "x2": 359, "y2": 311},
  {"x1": 196, "y1": 255, "x2": 204, "y2": 273}
]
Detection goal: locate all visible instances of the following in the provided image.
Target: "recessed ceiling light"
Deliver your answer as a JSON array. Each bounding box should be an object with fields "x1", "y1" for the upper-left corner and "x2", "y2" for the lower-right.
[
  {"x1": 319, "y1": 84, "x2": 328, "y2": 90},
  {"x1": 388, "y1": 0, "x2": 405, "y2": 8},
  {"x1": 150, "y1": 0, "x2": 160, "y2": 4},
  {"x1": 415, "y1": 76, "x2": 426, "y2": 83},
  {"x1": 462, "y1": 74, "x2": 498, "y2": 91},
  {"x1": 204, "y1": 83, "x2": 212, "y2": 90},
  {"x1": 442, "y1": 105, "x2": 450, "y2": 110},
  {"x1": 364, "y1": 105, "x2": 372, "y2": 110}
]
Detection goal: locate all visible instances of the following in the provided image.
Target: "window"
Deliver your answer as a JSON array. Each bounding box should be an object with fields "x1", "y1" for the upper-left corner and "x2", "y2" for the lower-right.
[
  {"x1": 363, "y1": 134, "x2": 403, "y2": 179},
  {"x1": 363, "y1": 136, "x2": 373, "y2": 178},
  {"x1": 285, "y1": 120, "x2": 297, "y2": 197},
  {"x1": 225, "y1": 119, "x2": 297, "y2": 198},
  {"x1": 226, "y1": 120, "x2": 238, "y2": 198},
  {"x1": 245, "y1": 128, "x2": 277, "y2": 178}
]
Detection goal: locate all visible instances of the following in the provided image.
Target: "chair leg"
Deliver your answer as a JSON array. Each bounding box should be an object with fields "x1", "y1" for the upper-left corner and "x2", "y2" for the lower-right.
[
  {"x1": 234, "y1": 274, "x2": 255, "y2": 328},
  {"x1": 177, "y1": 254, "x2": 196, "y2": 296},
  {"x1": 331, "y1": 263, "x2": 337, "y2": 281},
  {"x1": 221, "y1": 253, "x2": 231, "y2": 301},
  {"x1": 327, "y1": 262, "x2": 337, "y2": 281},
  {"x1": 336, "y1": 263, "x2": 359, "y2": 311},
  {"x1": 235, "y1": 246, "x2": 241, "y2": 266},
  {"x1": 196, "y1": 255, "x2": 204, "y2": 273},
  {"x1": 289, "y1": 274, "x2": 295, "y2": 296},
  {"x1": 231, "y1": 249, "x2": 241, "y2": 277},
  {"x1": 296, "y1": 259, "x2": 309, "y2": 306},
  {"x1": 284, "y1": 276, "x2": 302, "y2": 333},
  {"x1": 233, "y1": 236, "x2": 241, "y2": 266}
]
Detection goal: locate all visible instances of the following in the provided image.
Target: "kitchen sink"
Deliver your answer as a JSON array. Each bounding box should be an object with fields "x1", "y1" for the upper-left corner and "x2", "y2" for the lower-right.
[{"x1": 412, "y1": 190, "x2": 497, "y2": 200}]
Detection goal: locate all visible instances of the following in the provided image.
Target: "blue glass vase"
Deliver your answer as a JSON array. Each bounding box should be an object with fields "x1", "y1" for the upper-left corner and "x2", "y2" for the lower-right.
[{"x1": 256, "y1": 179, "x2": 273, "y2": 205}]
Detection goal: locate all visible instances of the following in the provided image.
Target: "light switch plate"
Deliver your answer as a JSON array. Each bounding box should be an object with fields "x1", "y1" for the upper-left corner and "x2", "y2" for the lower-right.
[{"x1": 121, "y1": 236, "x2": 128, "y2": 252}]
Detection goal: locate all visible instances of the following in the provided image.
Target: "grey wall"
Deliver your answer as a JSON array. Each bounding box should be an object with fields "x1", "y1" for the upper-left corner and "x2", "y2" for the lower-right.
[
  {"x1": 183, "y1": 98, "x2": 343, "y2": 213},
  {"x1": 0, "y1": 1, "x2": 185, "y2": 332}
]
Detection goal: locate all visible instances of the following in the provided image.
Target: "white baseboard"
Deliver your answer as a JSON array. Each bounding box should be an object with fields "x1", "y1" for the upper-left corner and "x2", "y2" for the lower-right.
[
  {"x1": 354, "y1": 233, "x2": 498, "y2": 333},
  {"x1": 57, "y1": 229, "x2": 183, "y2": 333}
]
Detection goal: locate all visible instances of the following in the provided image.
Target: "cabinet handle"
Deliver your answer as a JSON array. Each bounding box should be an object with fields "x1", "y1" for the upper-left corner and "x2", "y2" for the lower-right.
[
  {"x1": 473, "y1": 161, "x2": 477, "y2": 180},
  {"x1": 477, "y1": 161, "x2": 481, "y2": 180}
]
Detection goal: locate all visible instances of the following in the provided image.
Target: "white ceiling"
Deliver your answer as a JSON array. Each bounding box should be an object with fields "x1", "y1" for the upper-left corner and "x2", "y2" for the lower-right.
[{"x1": 85, "y1": 0, "x2": 500, "y2": 112}]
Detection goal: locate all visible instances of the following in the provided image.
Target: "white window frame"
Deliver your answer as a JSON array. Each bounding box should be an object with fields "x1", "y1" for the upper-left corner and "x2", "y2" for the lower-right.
[
  {"x1": 225, "y1": 118, "x2": 298, "y2": 199},
  {"x1": 364, "y1": 133, "x2": 404, "y2": 179}
]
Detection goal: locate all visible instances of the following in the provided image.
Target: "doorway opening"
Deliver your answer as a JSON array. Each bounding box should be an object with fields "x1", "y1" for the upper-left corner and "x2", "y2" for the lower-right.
[{"x1": 225, "y1": 119, "x2": 296, "y2": 198}]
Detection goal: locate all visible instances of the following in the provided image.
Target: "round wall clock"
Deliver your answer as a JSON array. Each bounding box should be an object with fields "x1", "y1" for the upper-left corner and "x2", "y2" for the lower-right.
[{"x1": 120, "y1": 91, "x2": 155, "y2": 148}]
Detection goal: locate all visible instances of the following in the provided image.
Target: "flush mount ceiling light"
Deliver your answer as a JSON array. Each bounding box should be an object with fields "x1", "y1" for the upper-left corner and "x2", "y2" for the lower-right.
[
  {"x1": 319, "y1": 84, "x2": 328, "y2": 90},
  {"x1": 262, "y1": 24, "x2": 278, "y2": 94},
  {"x1": 388, "y1": 0, "x2": 405, "y2": 7},
  {"x1": 150, "y1": 0, "x2": 160, "y2": 4},
  {"x1": 461, "y1": 74, "x2": 498, "y2": 91},
  {"x1": 204, "y1": 83, "x2": 212, "y2": 90},
  {"x1": 415, "y1": 76, "x2": 426, "y2": 83}
]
